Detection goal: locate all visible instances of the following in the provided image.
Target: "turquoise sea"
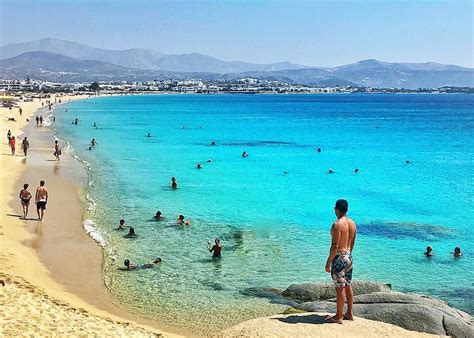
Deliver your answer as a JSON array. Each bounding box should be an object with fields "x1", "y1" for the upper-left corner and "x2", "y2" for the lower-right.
[{"x1": 56, "y1": 94, "x2": 473, "y2": 333}]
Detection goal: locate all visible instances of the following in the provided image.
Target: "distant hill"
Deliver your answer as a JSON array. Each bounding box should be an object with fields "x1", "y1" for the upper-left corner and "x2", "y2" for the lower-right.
[
  {"x1": 0, "y1": 51, "x2": 218, "y2": 82},
  {"x1": 0, "y1": 38, "x2": 308, "y2": 73},
  {"x1": 0, "y1": 47, "x2": 472, "y2": 89}
]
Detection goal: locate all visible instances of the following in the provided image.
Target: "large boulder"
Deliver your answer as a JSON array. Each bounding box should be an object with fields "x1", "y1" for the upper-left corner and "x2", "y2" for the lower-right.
[
  {"x1": 293, "y1": 291, "x2": 473, "y2": 338},
  {"x1": 281, "y1": 281, "x2": 391, "y2": 302}
]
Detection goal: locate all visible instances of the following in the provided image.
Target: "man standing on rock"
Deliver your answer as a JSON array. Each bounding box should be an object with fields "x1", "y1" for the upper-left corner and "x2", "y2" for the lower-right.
[{"x1": 325, "y1": 199, "x2": 357, "y2": 324}]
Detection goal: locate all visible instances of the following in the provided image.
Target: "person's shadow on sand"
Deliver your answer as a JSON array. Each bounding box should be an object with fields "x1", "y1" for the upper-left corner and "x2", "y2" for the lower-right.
[{"x1": 273, "y1": 314, "x2": 329, "y2": 325}]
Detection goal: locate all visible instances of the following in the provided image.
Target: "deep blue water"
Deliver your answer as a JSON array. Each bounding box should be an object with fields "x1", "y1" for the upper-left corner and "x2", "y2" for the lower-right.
[{"x1": 56, "y1": 94, "x2": 474, "y2": 333}]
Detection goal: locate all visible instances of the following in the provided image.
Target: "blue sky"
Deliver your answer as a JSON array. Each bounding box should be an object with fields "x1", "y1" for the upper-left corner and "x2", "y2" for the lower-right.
[{"x1": 0, "y1": 0, "x2": 472, "y2": 67}]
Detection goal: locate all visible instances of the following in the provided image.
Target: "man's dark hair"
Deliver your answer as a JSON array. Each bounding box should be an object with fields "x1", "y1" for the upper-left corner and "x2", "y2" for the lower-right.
[
  {"x1": 335, "y1": 199, "x2": 348, "y2": 214},
  {"x1": 40, "y1": 180, "x2": 45, "y2": 186}
]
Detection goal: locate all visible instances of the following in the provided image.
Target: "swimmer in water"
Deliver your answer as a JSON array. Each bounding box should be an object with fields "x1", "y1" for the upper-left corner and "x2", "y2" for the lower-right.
[
  {"x1": 123, "y1": 259, "x2": 138, "y2": 270},
  {"x1": 453, "y1": 247, "x2": 462, "y2": 258},
  {"x1": 118, "y1": 219, "x2": 128, "y2": 230},
  {"x1": 197, "y1": 163, "x2": 202, "y2": 169},
  {"x1": 147, "y1": 133, "x2": 151, "y2": 137},
  {"x1": 207, "y1": 238, "x2": 222, "y2": 258},
  {"x1": 171, "y1": 177, "x2": 178, "y2": 189},
  {"x1": 90, "y1": 138, "x2": 97, "y2": 147},
  {"x1": 155, "y1": 211, "x2": 165, "y2": 221},
  {"x1": 141, "y1": 257, "x2": 162, "y2": 269},
  {"x1": 328, "y1": 168, "x2": 335, "y2": 174},
  {"x1": 242, "y1": 151, "x2": 248, "y2": 158},
  {"x1": 424, "y1": 246, "x2": 433, "y2": 257},
  {"x1": 93, "y1": 122, "x2": 97, "y2": 128},
  {"x1": 354, "y1": 168, "x2": 359, "y2": 174},
  {"x1": 211, "y1": 141, "x2": 216, "y2": 146},
  {"x1": 206, "y1": 159, "x2": 212, "y2": 163},
  {"x1": 317, "y1": 147, "x2": 321, "y2": 153},
  {"x1": 177, "y1": 215, "x2": 190, "y2": 226},
  {"x1": 124, "y1": 227, "x2": 137, "y2": 238},
  {"x1": 406, "y1": 160, "x2": 410, "y2": 164}
]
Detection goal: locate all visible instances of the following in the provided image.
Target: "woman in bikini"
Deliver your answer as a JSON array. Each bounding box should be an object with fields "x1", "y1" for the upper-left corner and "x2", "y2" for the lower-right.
[{"x1": 19, "y1": 183, "x2": 32, "y2": 219}]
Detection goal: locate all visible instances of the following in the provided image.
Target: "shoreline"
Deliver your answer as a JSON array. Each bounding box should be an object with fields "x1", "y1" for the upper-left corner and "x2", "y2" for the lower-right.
[
  {"x1": 1, "y1": 94, "x2": 470, "y2": 337},
  {"x1": 0, "y1": 95, "x2": 183, "y2": 337}
]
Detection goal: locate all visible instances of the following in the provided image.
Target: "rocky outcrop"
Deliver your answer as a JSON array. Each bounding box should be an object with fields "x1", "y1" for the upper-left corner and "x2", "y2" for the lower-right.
[
  {"x1": 281, "y1": 281, "x2": 391, "y2": 302},
  {"x1": 279, "y1": 284, "x2": 474, "y2": 338}
]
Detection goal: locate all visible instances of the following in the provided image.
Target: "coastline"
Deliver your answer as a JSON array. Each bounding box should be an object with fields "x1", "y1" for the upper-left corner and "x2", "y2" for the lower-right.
[
  {"x1": 0, "y1": 95, "x2": 182, "y2": 337},
  {"x1": 1, "y1": 94, "x2": 469, "y2": 337}
]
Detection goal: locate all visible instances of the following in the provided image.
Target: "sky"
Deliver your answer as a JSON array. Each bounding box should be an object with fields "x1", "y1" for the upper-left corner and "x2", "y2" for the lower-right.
[{"x1": 0, "y1": 0, "x2": 472, "y2": 67}]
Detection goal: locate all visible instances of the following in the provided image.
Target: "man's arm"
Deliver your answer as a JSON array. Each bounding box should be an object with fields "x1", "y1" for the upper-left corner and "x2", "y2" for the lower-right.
[
  {"x1": 45, "y1": 189, "x2": 48, "y2": 202},
  {"x1": 35, "y1": 188, "x2": 39, "y2": 203},
  {"x1": 325, "y1": 222, "x2": 341, "y2": 272},
  {"x1": 350, "y1": 226, "x2": 357, "y2": 252}
]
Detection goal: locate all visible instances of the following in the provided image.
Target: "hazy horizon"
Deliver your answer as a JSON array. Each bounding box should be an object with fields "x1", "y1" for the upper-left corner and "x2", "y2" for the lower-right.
[{"x1": 0, "y1": 0, "x2": 473, "y2": 67}]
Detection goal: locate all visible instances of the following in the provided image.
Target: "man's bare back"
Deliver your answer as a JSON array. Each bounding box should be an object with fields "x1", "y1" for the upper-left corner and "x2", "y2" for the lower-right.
[
  {"x1": 36, "y1": 187, "x2": 48, "y2": 201},
  {"x1": 331, "y1": 216, "x2": 356, "y2": 253}
]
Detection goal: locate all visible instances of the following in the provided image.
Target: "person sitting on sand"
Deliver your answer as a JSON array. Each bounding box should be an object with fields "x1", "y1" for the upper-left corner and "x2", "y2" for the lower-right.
[
  {"x1": 207, "y1": 238, "x2": 222, "y2": 258},
  {"x1": 241, "y1": 151, "x2": 248, "y2": 158},
  {"x1": 118, "y1": 219, "x2": 129, "y2": 230},
  {"x1": 177, "y1": 215, "x2": 190, "y2": 226},
  {"x1": 19, "y1": 183, "x2": 32, "y2": 220},
  {"x1": 124, "y1": 227, "x2": 137, "y2": 238},
  {"x1": 22, "y1": 137, "x2": 29, "y2": 157},
  {"x1": 424, "y1": 246, "x2": 434, "y2": 257},
  {"x1": 197, "y1": 163, "x2": 202, "y2": 169},
  {"x1": 453, "y1": 247, "x2": 463, "y2": 258},
  {"x1": 171, "y1": 177, "x2": 178, "y2": 189},
  {"x1": 155, "y1": 211, "x2": 165, "y2": 221}
]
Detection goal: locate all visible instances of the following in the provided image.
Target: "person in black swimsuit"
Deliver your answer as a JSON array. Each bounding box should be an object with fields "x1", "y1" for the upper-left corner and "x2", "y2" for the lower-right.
[{"x1": 19, "y1": 183, "x2": 32, "y2": 219}]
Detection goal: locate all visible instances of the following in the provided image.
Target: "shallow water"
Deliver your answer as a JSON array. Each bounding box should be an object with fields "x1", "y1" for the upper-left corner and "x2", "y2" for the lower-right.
[{"x1": 55, "y1": 94, "x2": 474, "y2": 333}]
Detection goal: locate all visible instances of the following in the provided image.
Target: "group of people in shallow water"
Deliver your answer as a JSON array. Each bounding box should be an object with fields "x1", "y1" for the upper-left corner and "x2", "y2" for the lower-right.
[
  {"x1": 424, "y1": 245, "x2": 463, "y2": 258},
  {"x1": 117, "y1": 173, "x2": 222, "y2": 270}
]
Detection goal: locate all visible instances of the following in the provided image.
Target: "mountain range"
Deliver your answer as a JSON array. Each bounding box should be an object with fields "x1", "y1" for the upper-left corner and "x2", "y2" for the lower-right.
[{"x1": 0, "y1": 38, "x2": 473, "y2": 88}]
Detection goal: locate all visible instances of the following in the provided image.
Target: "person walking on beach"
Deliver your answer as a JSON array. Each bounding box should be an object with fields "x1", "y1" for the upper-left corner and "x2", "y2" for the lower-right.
[
  {"x1": 54, "y1": 140, "x2": 61, "y2": 161},
  {"x1": 35, "y1": 180, "x2": 48, "y2": 221},
  {"x1": 35, "y1": 116, "x2": 39, "y2": 126},
  {"x1": 39, "y1": 115, "x2": 43, "y2": 126},
  {"x1": 21, "y1": 137, "x2": 29, "y2": 157},
  {"x1": 9, "y1": 136, "x2": 16, "y2": 155},
  {"x1": 19, "y1": 183, "x2": 32, "y2": 219},
  {"x1": 325, "y1": 199, "x2": 357, "y2": 324},
  {"x1": 7, "y1": 130, "x2": 11, "y2": 143}
]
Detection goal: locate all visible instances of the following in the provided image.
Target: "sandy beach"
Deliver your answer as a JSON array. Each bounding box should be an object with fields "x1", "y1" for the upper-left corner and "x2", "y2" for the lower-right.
[
  {"x1": 0, "y1": 94, "x2": 451, "y2": 337},
  {"x1": 0, "y1": 95, "x2": 180, "y2": 337}
]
